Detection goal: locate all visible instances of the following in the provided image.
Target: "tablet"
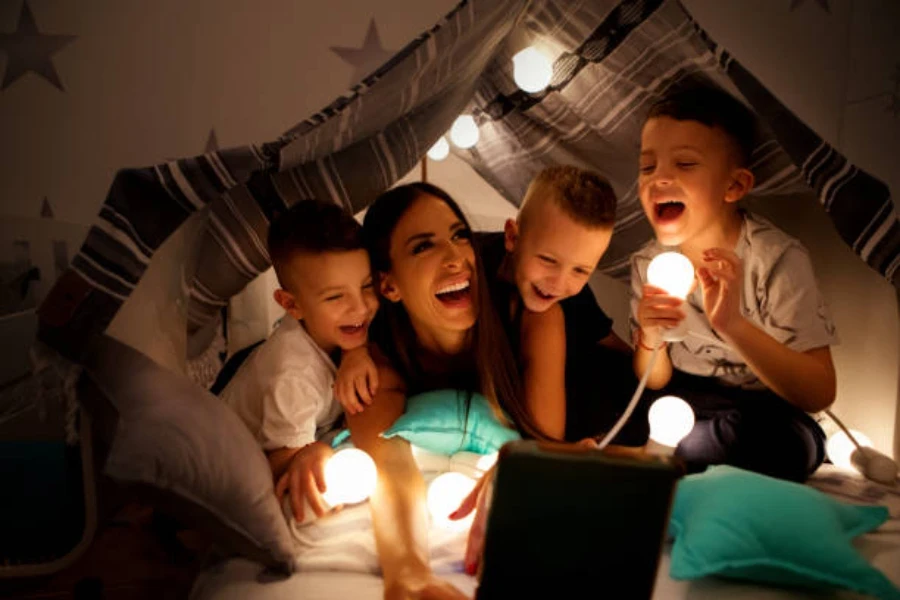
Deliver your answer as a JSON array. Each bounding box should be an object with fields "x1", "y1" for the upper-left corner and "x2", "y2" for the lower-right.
[{"x1": 475, "y1": 441, "x2": 683, "y2": 599}]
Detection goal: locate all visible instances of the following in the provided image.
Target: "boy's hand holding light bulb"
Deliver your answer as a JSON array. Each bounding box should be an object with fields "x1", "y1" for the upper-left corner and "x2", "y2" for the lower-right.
[{"x1": 639, "y1": 248, "x2": 745, "y2": 346}]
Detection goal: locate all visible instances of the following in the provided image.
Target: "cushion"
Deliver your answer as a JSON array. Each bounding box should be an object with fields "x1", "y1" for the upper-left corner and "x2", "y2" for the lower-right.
[
  {"x1": 79, "y1": 335, "x2": 296, "y2": 572},
  {"x1": 384, "y1": 389, "x2": 520, "y2": 456},
  {"x1": 669, "y1": 465, "x2": 899, "y2": 599}
]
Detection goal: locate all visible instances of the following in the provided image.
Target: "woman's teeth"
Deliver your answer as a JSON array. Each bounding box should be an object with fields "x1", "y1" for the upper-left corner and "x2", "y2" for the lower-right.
[{"x1": 436, "y1": 280, "x2": 470, "y2": 296}]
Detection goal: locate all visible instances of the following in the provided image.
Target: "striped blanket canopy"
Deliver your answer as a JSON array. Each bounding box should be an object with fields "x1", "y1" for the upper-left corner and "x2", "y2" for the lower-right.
[{"x1": 37, "y1": 0, "x2": 899, "y2": 363}]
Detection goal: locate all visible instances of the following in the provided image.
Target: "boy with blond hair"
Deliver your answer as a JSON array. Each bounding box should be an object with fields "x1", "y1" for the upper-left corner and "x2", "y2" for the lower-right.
[
  {"x1": 631, "y1": 86, "x2": 837, "y2": 481},
  {"x1": 478, "y1": 165, "x2": 640, "y2": 443},
  {"x1": 222, "y1": 200, "x2": 379, "y2": 522}
]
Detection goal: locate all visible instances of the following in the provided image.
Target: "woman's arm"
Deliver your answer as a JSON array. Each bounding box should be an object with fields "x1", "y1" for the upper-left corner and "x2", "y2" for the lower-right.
[
  {"x1": 345, "y1": 357, "x2": 432, "y2": 594},
  {"x1": 519, "y1": 304, "x2": 567, "y2": 440}
]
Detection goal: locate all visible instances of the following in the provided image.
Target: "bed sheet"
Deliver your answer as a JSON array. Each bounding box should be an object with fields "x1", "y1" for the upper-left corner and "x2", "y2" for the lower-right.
[{"x1": 190, "y1": 464, "x2": 900, "y2": 600}]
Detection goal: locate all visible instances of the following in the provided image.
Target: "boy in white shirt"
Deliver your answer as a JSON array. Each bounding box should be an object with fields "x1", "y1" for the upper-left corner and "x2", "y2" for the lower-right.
[
  {"x1": 631, "y1": 86, "x2": 837, "y2": 482},
  {"x1": 222, "y1": 200, "x2": 378, "y2": 522}
]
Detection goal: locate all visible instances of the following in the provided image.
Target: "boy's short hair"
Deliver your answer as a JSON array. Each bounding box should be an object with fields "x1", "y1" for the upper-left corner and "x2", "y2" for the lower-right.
[
  {"x1": 647, "y1": 86, "x2": 756, "y2": 167},
  {"x1": 520, "y1": 165, "x2": 617, "y2": 230},
  {"x1": 267, "y1": 199, "x2": 364, "y2": 290}
]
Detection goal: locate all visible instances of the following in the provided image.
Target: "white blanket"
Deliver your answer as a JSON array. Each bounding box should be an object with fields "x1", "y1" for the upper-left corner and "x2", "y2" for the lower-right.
[{"x1": 191, "y1": 462, "x2": 900, "y2": 600}]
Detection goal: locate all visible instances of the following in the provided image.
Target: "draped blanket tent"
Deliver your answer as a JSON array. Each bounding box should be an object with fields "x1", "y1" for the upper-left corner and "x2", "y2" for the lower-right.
[
  {"x1": 3, "y1": 0, "x2": 899, "y2": 586},
  {"x1": 36, "y1": 0, "x2": 899, "y2": 367}
]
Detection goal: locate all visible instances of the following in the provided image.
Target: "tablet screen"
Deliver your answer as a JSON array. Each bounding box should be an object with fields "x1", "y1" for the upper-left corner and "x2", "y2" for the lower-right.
[{"x1": 476, "y1": 441, "x2": 682, "y2": 599}]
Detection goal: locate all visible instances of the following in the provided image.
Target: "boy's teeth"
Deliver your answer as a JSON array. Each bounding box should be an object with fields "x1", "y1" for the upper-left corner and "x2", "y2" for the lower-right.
[{"x1": 437, "y1": 280, "x2": 470, "y2": 295}]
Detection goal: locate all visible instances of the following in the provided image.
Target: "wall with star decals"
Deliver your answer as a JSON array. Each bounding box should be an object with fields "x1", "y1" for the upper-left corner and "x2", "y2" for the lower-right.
[{"x1": 0, "y1": 0, "x2": 898, "y2": 454}]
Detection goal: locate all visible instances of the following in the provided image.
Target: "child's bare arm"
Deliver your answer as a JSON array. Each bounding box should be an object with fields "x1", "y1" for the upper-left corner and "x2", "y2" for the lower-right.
[
  {"x1": 633, "y1": 284, "x2": 681, "y2": 389},
  {"x1": 718, "y1": 320, "x2": 836, "y2": 412},
  {"x1": 267, "y1": 442, "x2": 334, "y2": 522},
  {"x1": 520, "y1": 304, "x2": 567, "y2": 440},
  {"x1": 698, "y1": 248, "x2": 836, "y2": 412},
  {"x1": 334, "y1": 345, "x2": 379, "y2": 415}
]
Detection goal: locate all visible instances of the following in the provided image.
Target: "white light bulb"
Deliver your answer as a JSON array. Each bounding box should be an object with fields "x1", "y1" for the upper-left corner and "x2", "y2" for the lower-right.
[
  {"x1": 647, "y1": 395, "x2": 695, "y2": 452},
  {"x1": 826, "y1": 429, "x2": 873, "y2": 470},
  {"x1": 512, "y1": 46, "x2": 553, "y2": 93},
  {"x1": 646, "y1": 252, "x2": 695, "y2": 342},
  {"x1": 647, "y1": 252, "x2": 695, "y2": 300},
  {"x1": 426, "y1": 136, "x2": 450, "y2": 161},
  {"x1": 321, "y1": 448, "x2": 377, "y2": 507},
  {"x1": 427, "y1": 472, "x2": 476, "y2": 531},
  {"x1": 476, "y1": 452, "x2": 499, "y2": 472},
  {"x1": 449, "y1": 115, "x2": 479, "y2": 149}
]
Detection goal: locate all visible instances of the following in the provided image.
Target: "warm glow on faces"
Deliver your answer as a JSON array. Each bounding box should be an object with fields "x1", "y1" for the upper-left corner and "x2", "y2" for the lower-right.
[
  {"x1": 381, "y1": 195, "x2": 478, "y2": 340},
  {"x1": 638, "y1": 117, "x2": 748, "y2": 248},
  {"x1": 279, "y1": 250, "x2": 378, "y2": 354},
  {"x1": 506, "y1": 199, "x2": 611, "y2": 312}
]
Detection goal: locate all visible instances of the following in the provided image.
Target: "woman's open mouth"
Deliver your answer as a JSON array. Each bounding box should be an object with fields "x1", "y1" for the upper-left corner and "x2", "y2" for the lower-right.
[
  {"x1": 654, "y1": 200, "x2": 685, "y2": 224},
  {"x1": 435, "y1": 279, "x2": 472, "y2": 307}
]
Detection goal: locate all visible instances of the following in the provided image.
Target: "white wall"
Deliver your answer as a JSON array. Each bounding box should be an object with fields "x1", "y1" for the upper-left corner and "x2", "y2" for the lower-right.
[{"x1": 1, "y1": 0, "x2": 897, "y2": 456}]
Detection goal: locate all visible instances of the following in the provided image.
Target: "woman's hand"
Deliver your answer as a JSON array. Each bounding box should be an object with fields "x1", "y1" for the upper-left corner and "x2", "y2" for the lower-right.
[
  {"x1": 335, "y1": 345, "x2": 380, "y2": 415},
  {"x1": 448, "y1": 467, "x2": 495, "y2": 577},
  {"x1": 636, "y1": 284, "x2": 685, "y2": 348},
  {"x1": 274, "y1": 441, "x2": 335, "y2": 522},
  {"x1": 385, "y1": 575, "x2": 470, "y2": 600}
]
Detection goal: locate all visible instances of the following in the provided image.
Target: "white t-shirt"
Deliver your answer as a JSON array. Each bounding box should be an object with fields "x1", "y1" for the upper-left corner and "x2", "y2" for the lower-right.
[
  {"x1": 221, "y1": 316, "x2": 343, "y2": 450},
  {"x1": 630, "y1": 211, "x2": 838, "y2": 390}
]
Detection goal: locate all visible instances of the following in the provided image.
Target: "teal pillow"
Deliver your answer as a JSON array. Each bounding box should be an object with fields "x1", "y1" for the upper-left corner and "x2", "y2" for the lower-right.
[
  {"x1": 669, "y1": 465, "x2": 899, "y2": 599},
  {"x1": 382, "y1": 389, "x2": 521, "y2": 456}
]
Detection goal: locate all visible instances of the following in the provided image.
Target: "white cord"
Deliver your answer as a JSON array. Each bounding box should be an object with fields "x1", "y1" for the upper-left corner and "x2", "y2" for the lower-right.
[
  {"x1": 824, "y1": 409, "x2": 864, "y2": 448},
  {"x1": 595, "y1": 342, "x2": 661, "y2": 450}
]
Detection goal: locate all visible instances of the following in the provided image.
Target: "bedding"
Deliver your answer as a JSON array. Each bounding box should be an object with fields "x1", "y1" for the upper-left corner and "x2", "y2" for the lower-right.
[{"x1": 190, "y1": 462, "x2": 900, "y2": 600}]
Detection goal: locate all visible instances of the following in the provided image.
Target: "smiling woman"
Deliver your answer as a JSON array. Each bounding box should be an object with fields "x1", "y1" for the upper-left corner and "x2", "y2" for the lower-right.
[{"x1": 346, "y1": 182, "x2": 543, "y2": 599}]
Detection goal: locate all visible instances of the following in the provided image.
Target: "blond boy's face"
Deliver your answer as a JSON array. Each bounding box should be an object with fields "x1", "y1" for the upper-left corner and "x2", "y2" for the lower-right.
[
  {"x1": 505, "y1": 200, "x2": 612, "y2": 312},
  {"x1": 638, "y1": 116, "x2": 750, "y2": 247},
  {"x1": 276, "y1": 249, "x2": 378, "y2": 354}
]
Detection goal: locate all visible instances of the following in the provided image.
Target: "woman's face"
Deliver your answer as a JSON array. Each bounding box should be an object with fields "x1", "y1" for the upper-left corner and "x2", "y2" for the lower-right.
[{"x1": 381, "y1": 194, "x2": 477, "y2": 337}]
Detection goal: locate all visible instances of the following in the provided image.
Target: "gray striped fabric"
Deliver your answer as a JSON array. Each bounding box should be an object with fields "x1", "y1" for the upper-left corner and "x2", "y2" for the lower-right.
[{"x1": 38, "y1": 0, "x2": 898, "y2": 363}]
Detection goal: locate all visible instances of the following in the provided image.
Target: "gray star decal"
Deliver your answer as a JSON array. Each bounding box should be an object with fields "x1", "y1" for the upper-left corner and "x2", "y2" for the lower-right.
[
  {"x1": 0, "y1": 1, "x2": 77, "y2": 91},
  {"x1": 330, "y1": 19, "x2": 397, "y2": 86},
  {"x1": 789, "y1": 0, "x2": 831, "y2": 12}
]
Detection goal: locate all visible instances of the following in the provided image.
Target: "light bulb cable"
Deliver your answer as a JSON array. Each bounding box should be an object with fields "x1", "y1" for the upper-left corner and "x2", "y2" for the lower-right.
[{"x1": 595, "y1": 342, "x2": 661, "y2": 450}]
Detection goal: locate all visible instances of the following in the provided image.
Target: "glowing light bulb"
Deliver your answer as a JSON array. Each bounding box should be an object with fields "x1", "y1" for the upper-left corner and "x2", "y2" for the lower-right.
[
  {"x1": 646, "y1": 252, "x2": 695, "y2": 342},
  {"x1": 426, "y1": 136, "x2": 450, "y2": 161},
  {"x1": 647, "y1": 252, "x2": 694, "y2": 300},
  {"x1": 476, "y1": 452, "x2": 499, "y2": 472},
  {"x1": 647, "y1": 395, "x2": 695, "y2": 453},
  {"x1": 427, "y1": 472, "x2": 476, "y2": 531},
  {"x1": 321, "y1": 448, "x2": 377, "y2": 507},
  {"x1": 826, "y1": 429, "x2": 873, "y2": 470},
  {"x1": 512, "y1": 46, "x2": 553, "y2": 93},
  {"x1": 449, "y1": 115, "x2": 479, "y2": 149}
]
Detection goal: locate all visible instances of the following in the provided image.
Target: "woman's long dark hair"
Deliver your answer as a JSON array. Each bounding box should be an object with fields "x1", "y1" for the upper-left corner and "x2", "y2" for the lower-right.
[{"x1": 363, "y1": 182, "x2": 546, "y2": 440}]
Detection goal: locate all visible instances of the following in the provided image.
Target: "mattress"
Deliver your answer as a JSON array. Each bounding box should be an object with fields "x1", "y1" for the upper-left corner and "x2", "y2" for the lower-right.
[{"x1": 190, "y1": 464, "x2": 900, "y2": 600}]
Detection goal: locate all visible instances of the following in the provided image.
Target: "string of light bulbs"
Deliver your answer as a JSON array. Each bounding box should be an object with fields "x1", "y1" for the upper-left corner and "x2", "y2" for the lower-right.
[{"x1": 426, "y1": 45, "x2": 556, "y2": 161}]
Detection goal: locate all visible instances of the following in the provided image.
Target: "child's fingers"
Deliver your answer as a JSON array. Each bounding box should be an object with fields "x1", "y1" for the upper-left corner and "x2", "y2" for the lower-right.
[
  {"x1": 697, "y1": 267, "x2": 716, "y2": 289},
  {"x1": 366, "y1": 367, "x2": 379, "y2": 401},
  {"x1": 354, "y1": 377, "x2": 371, "y2": 406},
  {"x1": 306, "y1": 471, "x2": 330, "y2": 517},
  {"x1": 703, "y1": 247, "x2": 740, "y2": 266},
  {"x1": 642, "y1": 283, "x2": 669, "y2": 296},
  {"x1": 289, "y1": 470, "x2": 305, "y2": 522},
  {"x1": 274, "y1": 472, "x2": 289, "y2": 499},
  {"x1": 312, "y1": 451, "x2": 328, "y2": 494}
]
